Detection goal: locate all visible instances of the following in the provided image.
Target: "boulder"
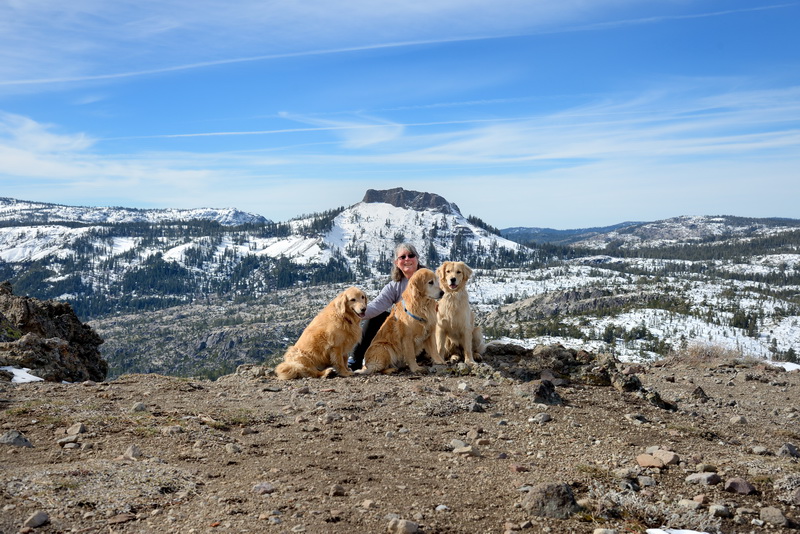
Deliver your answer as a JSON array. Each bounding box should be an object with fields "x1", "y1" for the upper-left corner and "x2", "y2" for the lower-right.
[
  {"x1": 0, "y1": 282, "x2": 106, "y2": 382},
  {"x1": 521, "y1": 483, "x2": 582, "y2": 518}
]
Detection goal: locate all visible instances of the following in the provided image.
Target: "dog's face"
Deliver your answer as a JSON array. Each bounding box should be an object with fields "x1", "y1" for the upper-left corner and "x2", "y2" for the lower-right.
[
  {"x1": 410, "y1": 268, "x2": 444, "y2": 301},
  {"x1": 437, "y1": 261, "x2": 472, "y2": 292},
  {"x1": 337, "y1": 286, "x2": 368, "y2": 318}
]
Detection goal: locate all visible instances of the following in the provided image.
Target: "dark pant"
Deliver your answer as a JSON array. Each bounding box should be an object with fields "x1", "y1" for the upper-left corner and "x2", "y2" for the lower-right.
[{"x1": 349, "y1": 311, "x2": 390, "y2": 370}]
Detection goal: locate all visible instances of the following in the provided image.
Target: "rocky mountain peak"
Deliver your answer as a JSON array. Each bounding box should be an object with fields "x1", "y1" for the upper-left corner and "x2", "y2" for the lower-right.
[{"x1": 361, "y1": 188, "x2": 459, "y2": 215}]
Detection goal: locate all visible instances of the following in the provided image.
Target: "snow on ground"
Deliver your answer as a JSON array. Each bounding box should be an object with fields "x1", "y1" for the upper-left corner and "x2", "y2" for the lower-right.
[{"x1": 0, "y1": 366, "x2": 44, "y2": 383}]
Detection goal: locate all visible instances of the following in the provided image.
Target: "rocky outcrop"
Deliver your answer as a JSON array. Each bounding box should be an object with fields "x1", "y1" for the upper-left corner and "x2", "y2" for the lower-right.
[
  {"x1": 0, "y1": 281, "x2": 106, "y2": 382},
  {"x1": 483, "y1": 287, "x2": 683, "y2": 324},
  {"x1": 362, "y1": 188, "x2": 458, "y2": 214}
]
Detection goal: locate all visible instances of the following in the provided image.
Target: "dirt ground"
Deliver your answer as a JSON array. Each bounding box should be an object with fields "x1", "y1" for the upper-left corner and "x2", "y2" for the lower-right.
[{"x1": 2, "y1": 344, "x2": 799, "y2": 534}]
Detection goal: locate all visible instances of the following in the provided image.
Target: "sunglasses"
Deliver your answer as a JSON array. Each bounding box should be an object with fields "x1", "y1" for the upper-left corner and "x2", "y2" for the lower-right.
[{"x1": 396, "y1": 253, "x2": 417, "y2": 260}]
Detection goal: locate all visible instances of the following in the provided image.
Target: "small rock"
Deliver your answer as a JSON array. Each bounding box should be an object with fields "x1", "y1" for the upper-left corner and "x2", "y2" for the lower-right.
[
  {"x1": 453, "y1": 445, "x2": 480, "y2": 457},
  {"x1": 678, "y1": 499, "x2": 702, "y2": 510},
  {"x1": 66, "y1": 422, "x2": 86, "y2": 435},
  {"x1": 625, "y1": 413, "x2": 648, "y2": 425},
  {"x1": 791, "y1": 487, "x2": 800, "y2": 505},
  {"x1": 724, "y1": 477, "x2": 757, "y2": 495},
  {"x1": 778, "y1": 442, "x2": 799, "y2": 458},
  {"x1": 124, "y1": 444, "x2": 143, "y2": 460},
  {"x1": 528, "y1": 413, "x2": 552, "y2": 424},
  {"x1": 709, "y1": 504, "x2": 732, "y2": 518},
  {"x1": 0, "y1": 430, "x2": 33, "y2": 448},
  {"x1": 691, "y1": 386, "x2": 710, "y2": 401},
  {"x1": 760, "y1": 506, "x2": 789, "y2": 527},
  {"x1": 224, "y1": 443, "x2": 242, "y2": 454},
  {"x1": 130, "y1": 402, "x2": 147, "y2": 412},
  {"x1": 695, "y1": 463, "x2": 717, "y2": 473},
  {"x1": 449, "y1": 439, "x2": 467, "y2": 450},
  {"x1": 161, "y1": 425, "x2": 183, "y2": 435},
  {"x1": 521, "y1": 483, "x2": 582, "y2": 518},
  {"x1": 253, "y1": 482, "x2": 275, "y2": 495},
  {"x1": 23, "y1": 510, "x2": 49, "y2": 528},
  {"x1": 509, "y1": 464, "x2": 529, "y2": 473},
  {"x1": 637, "y1": 475, "x2": 656, "y2": 487},
  {"x1": 685, "y1": 472, "x2": 721, "y2": 485},
  {"x1": 435, "y1": 504, "x2": 449, "y2": 512},
  {"x1": 387, "y1": 518, "x2": 419, "y2": 534},
  {"x1": 57, "y1": 435, "x2": 80, "y2": 446},
  {"x1": 636, "y1": 454, "x2": 664, "y2": 468},
  {"x1": 751, "y1": 445, "x2": 770, "y2": 455},
  {"x1": 593, "y1": 529, "x2": 617, "y2": 534},
  {"x1": 531, "y1": 380, "x2": 563, "y2": 406},
  {"x1": 652, "y1": 450, "x2": 680, "y2": 465},
  {"x1": 729, "y1": 415, "x2": 747, "y2": 424},
  {"x1": 329, "y1": 484, "x2": 346, "y2": 497}
]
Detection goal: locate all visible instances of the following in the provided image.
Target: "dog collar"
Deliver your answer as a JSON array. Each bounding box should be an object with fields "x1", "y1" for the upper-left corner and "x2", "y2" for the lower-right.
[{"x1": 401, "y1": 299, "x2": 426, "y2": 323}]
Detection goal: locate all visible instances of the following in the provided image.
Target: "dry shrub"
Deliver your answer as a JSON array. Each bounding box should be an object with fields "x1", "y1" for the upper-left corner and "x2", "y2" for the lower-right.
[{"x1": 662, "y1": 342, "x2": 761, "y2": 368}]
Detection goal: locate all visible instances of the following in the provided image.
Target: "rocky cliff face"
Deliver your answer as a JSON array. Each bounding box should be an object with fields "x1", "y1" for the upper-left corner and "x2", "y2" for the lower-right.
[
  {"x1": 362, "y1": 187, "x2": 458, "y2": 214},
  {"x1": 0, "y1": 281, "x2": 106, "y2": 382}
]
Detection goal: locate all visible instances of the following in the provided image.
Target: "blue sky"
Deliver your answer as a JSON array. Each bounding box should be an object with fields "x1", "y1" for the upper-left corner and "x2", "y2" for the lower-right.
[{"x1": 1, "y1": 1, "x2": 798, "y2": 229}]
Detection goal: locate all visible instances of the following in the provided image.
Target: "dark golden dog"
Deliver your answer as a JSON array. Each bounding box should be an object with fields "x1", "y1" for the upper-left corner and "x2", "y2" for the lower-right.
[
  {"x1": 275, "y1": 286, "x2": 367, "y2": 379},
  {"x1": 436, "y1": 261, "x2": 484, "y2": 366},
  {"x1": 358, "y1": 269, "x2": 444, "y2": 374}
]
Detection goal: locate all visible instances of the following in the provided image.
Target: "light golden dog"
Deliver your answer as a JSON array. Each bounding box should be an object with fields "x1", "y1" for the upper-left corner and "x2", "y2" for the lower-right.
[
  {"x1": 436, "y1": 261, "x2": 484, "y2": 366},
  {"x1": 358, "y1": 268, "x2": 444, "y2": 374},
  {"x1": 275, "y1": 286, "x2": 368, "y2": 380}
]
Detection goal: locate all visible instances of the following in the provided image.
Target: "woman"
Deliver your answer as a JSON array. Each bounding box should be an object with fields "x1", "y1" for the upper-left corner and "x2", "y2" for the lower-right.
[{"x1": 348, "y1": 242, "x2": 426, "y2": 371}]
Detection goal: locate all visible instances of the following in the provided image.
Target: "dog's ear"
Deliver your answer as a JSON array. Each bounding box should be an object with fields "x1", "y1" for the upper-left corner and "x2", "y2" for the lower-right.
[
  {"x1": 462, "y1": 263, "x2": 473, "y2": 282},
  {"x1": 413, "y1": 269, "x2": 431, "y2": 293},
  {"x1": 436, "y1": 262, "x2": 448, "y2": 283},
  {"x1": 335, "y1": 291, "x2": 349, "y2": 315}
]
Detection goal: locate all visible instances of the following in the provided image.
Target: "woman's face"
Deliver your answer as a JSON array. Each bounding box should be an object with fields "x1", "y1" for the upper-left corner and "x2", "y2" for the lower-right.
[{"x1": 395, "y1": 249, "x2": 418, "y2": 279}]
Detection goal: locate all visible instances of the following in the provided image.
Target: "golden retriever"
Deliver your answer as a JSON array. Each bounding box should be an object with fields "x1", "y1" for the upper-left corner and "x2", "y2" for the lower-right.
[
  {"x1": 275, "y1": 286, "x2": 368, "y2": 380},
  {"x1": 436, "y1": 261, "x2": 484, "y2": 366},
  {"x1": 357, "y1": 268, "x2": 444, "y2": 374}
]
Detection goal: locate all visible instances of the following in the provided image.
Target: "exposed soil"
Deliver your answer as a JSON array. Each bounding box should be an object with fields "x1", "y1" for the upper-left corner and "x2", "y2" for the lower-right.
[{"x1": 1, "y1": 345, "x2": 799, "y2": 534}]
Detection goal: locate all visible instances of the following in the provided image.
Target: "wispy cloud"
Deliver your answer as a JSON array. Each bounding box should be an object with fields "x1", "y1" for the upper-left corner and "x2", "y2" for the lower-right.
[
  {"x1": 4, "y1": 83, "x2": 798, "y2": 172},
  {"x1": 3, "y1": 1, "x2": 795, "y2": 87}
]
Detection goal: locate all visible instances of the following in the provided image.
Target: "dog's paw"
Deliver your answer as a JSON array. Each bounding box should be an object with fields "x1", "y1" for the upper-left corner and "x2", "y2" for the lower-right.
[{"x1": 321, "y1": 368, "x2": 337, "y2": 379}]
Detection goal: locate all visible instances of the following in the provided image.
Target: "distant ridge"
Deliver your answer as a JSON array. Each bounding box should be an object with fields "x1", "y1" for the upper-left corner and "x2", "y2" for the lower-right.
[
  {"x1": 501, "y1": 222, "x2": 642, "y2": 245},
  {"x1": 0, "y1": 197, "x2": 270, "y2": 226}
]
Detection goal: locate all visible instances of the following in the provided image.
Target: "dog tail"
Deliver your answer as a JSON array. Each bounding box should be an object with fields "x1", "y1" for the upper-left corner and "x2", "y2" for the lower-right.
[
  {"x1": 276, "y1": 360, "x2": 332, "y2": 380},
  {"x1": 472, "y1": 325, "x2": 486, "y2": 357}
]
